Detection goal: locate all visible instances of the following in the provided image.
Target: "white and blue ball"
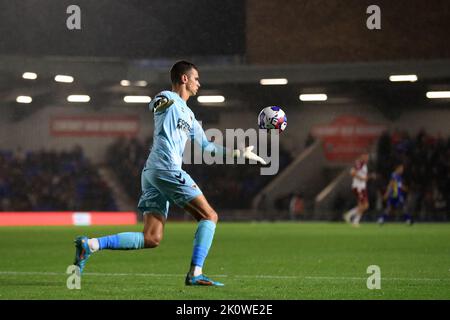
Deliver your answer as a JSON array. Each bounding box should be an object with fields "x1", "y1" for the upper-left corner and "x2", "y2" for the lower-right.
[{"x1": 258, "y1": 106, "x2": 287, "y2": 132}]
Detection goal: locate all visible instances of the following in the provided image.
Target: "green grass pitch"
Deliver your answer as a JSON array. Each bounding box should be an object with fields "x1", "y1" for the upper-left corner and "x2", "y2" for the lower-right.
[{"x1": 0, "y1": 222, "x2": 449, "y2": 300}]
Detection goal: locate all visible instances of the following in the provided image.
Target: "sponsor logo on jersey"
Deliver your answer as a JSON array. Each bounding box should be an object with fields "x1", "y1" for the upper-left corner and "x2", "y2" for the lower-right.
[{"x1": 177, "y1": 118, "x2": 191, "y2": 134}]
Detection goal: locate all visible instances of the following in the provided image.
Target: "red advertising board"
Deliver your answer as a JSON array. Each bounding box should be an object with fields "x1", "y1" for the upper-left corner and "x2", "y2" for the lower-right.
[
  {"x1": 312, "y1": 116, "x2": 386, "y2": 162},
  {"x1": 0, "y1": 212, "x2": 137, "y2": 226},
  {"x1": 50, "y1": 115, "x2": 139, "y2": 137}
]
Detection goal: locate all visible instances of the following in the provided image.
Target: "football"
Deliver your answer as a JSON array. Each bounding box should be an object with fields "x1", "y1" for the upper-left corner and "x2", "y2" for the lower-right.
[{"x1": 258, "y1": 106, "x2": 287, "y2": 132}]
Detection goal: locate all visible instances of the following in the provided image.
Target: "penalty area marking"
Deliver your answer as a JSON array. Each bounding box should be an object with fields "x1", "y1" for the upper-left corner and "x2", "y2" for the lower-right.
[{"x1": 0, "y1": 271, "x2": 449, "y2": 282}]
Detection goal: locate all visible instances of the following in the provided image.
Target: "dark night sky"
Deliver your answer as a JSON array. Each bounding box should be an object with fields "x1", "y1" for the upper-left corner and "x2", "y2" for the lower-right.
[{"x1": 0, "y1": 0, "x2": 245, "y2": 58}]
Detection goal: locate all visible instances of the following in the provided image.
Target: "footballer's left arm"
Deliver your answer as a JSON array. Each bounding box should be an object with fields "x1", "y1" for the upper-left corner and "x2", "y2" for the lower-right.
[{"x1": 190, "y1": 118, "x2": 230, "y2": 156}]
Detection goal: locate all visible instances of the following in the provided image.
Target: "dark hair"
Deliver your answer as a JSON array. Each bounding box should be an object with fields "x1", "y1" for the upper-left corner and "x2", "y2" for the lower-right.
[{"x1": 170, "y1": 60, "x2": 198, "y2": 85}]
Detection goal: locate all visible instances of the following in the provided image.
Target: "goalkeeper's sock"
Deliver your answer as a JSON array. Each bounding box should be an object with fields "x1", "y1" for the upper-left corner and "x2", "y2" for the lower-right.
[
  {"x1": 95, "y1": 232, "x2": 145, "y2": 250},
  {"x1": 88, "y1": 238, "x2": 99, "y2": 252},
  {"x1": 190, "y1": 220, "x2": 216, "y2": 275},
  {"x1": 190, "y1": 265, "x2": 203, "y2": 277}
]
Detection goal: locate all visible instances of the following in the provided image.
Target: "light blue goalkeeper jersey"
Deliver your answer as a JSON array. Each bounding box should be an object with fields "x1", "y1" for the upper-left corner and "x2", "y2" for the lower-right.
[{"x1": 145, "y1": 90, "x2": 226, "y2": 171}]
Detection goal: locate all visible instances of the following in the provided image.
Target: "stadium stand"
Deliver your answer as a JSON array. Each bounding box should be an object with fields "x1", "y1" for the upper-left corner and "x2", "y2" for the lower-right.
[
  {"x1": 375, "y1": 129, "x2": 449, "y2": 221},
  {"x1": 106, "y1": 136, "x2": 293, "y2": 211},
  {"x1": 0, "y1": 146, "x2": 117, "y2": 211}
]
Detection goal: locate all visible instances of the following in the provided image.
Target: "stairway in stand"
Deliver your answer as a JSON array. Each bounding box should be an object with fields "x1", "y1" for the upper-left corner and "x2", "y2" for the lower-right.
[{"x1": 97, "y1": 165, "x2": 136, "y2": 212}]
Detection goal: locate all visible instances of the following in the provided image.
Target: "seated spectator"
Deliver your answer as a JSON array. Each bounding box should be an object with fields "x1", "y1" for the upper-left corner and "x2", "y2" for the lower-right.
[{"x1": 0, "y1": 147, "x2": 117, "y2": 211}]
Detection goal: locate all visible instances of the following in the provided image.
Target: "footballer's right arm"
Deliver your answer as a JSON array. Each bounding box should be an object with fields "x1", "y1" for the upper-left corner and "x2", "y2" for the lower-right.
[{"x1": 150, "y1": 95, "x2": 174, "y2": 113}]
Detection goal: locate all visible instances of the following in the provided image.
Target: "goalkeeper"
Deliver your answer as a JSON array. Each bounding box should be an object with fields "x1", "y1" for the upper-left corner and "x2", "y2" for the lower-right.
[{"x1": 73, "y1": 61, "x2": 266, "y2": 286}]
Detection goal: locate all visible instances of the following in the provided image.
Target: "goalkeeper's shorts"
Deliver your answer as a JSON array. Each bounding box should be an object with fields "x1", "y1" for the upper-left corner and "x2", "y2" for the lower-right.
[{"x1": 137, "y1": 168, "x2": 203, "y2": 218}]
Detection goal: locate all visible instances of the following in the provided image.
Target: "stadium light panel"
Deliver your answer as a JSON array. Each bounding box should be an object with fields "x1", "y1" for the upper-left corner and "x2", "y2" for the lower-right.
[
  {"x1": 123, "y1": 96, "x2": 151, "y2": 103},
  {"x1": 426, "y1": 91, "x2": 450, "y2": 99},
  {"x1": 135, "y1": 80, "x2": 148, "y2": 87},
  {"x1": 22, "y1": 72, "x2": 37, "y2": 80},
  {"x1": 67, "y1": 95, "x2": 90, "y2": 102},
  {"x1": 120, "y1": 80, "x2": 131, "y2": 86},
  {"x1": 260, "y1": 78, "x2": 288, "y2": 85},
  {"x1": 16, "y1": 96, "x2": 32, "y2": 104},
  {"x1": 55, "y1": 75, "x2": 74, "y2": 83},
  {"x1": 299, "y1": 94, "x2": 328, "y2": 102},
  {"x1": 197, "y1": 95, "x2": 225, "y2": 103},
  {"x1": 389, "y1": 75, "x2": 418, "y2": 82}
]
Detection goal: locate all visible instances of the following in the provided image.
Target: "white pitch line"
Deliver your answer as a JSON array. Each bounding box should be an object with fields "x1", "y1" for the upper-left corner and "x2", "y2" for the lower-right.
[
  {"x1": 304, "y1": 276, "x2": 450, "y2": 282},
  {"x1": 0, "y1": 271, "x2": 63, "y2": 276},
  {"x1": 0, "y1": 271, "x2": 449, "y2": 282}
]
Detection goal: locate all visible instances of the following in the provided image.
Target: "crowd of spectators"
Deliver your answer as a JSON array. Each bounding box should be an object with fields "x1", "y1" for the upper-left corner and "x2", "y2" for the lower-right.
[
  {"x1": 374, "y1": 129, "x2": 449, "y2": 220},
  {"x1": 2, "y1": 129, "x2": 446, "y2": 220},
  {"x1": 106, "y1": 137, "x2": 151, "y2": 202},
  {"x1": 106, "y1": 136, "x2": 293, "y2": 210},
  {"x1": 0, "y1": 146, "x2": 117, "y2": 211}
]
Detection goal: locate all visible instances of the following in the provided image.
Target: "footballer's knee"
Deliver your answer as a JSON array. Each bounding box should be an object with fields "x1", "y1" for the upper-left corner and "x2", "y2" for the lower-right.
[
  {"x1": 206, "y1": 210, "x2": 218, "y2": 224},
  {"x1": 196, "y1": 208, "x2": 218, "y2": 224},
  {"x1": 144, "y1": 233, "x2": 162, "y2": 248},
  {"x1": 185, "y1": 195, "x2": 219, "y2": 223}
]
